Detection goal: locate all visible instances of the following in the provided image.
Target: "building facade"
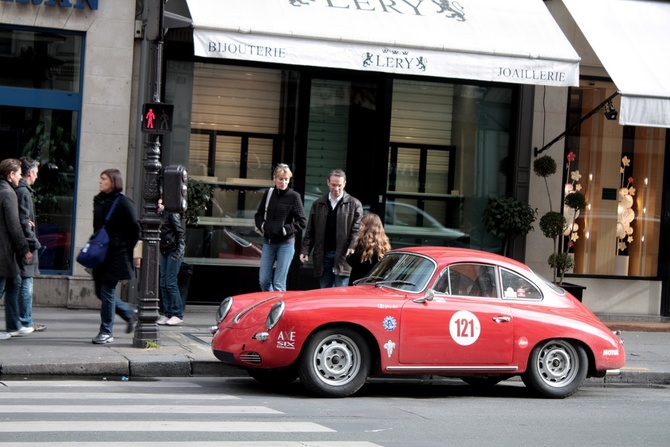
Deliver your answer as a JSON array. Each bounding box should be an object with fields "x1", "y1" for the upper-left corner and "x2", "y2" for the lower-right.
[{"x1": 1, "y1": 0, "x2": 667, "y2": 318}]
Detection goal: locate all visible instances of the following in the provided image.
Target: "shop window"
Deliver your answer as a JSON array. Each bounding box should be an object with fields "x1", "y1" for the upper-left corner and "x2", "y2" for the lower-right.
[
  {"x1": 567, "y1": 86, "x2": 664, "y2": 277},
  {"x1": 0, "y1": 27, "x2": 82, "y2": 273},
  {"x1": 0, "y1": 26, "x2": 82, "y2": 92},
  {"x1": 388, "y1": 80, "x2": 513, "y2": 253},
  {"x1": 182, "y1": 64, "x2": 285, "y2": 266}
]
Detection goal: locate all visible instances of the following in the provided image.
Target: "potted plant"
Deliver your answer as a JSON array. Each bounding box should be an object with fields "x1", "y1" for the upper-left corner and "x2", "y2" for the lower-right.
[
  {"x1": 184, "y1": 177, "x2": 211, "y2": 225},
  {"x1": 482, "y1": 195, "x2": 537, "y2": 257},
  {"x1": 533, "y1": 152, "x2": 587, "y2": 298}
]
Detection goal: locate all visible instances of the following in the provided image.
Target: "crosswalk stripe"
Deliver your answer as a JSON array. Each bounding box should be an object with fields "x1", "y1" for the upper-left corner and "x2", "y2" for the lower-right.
[
  {"x1": 0, "y1": 392, "x2": 240, "y2": 400},
  {"x1": 0, "y1": 405, "x2": 281, "y2": 414},
  {"x1": 0, "y1": 381, "x2": 203, "y2": 388},
  {"x1": 0, "y1": 443, "x2": 384, "y2": 447},
  {"x1": 0, "y1": 421, "x2": 335, "y2": 432}
]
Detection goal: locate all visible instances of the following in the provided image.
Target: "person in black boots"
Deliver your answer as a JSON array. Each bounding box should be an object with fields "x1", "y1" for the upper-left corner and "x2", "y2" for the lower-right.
[{"x1": 255, "y1": 163, "x2": 306, "y2": 292}]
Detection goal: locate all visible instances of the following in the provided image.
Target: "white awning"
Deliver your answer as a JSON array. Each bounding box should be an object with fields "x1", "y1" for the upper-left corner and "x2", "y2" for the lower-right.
[
  {"x1": 563, "y1": 0, "x2": 670, "y2": 128},
  {"x1": 185, "y1": 0, "x2": 579, "y2": 87}
]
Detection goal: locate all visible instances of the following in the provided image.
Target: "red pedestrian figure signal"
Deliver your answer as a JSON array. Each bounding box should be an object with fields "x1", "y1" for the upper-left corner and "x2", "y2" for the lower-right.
[{"x1": 142, "y1": 103, "x2": 174, "y2": 134}]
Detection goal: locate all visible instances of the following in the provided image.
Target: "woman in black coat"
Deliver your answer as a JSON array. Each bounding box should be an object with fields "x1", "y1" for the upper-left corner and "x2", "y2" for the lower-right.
[{"x1": 90, "y1": 169, "x2": 140, "y2": 344}]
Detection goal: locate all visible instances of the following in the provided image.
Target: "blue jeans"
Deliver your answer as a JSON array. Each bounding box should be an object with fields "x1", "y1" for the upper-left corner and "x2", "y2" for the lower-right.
[
  {"x1": 1, "y1": 275, "x2": 23, "y2": 332},
  {"x1": 320, "y1": 251, "x2": 350, "y2": 288},
  {"x1": 18, "y1": 276, "x2": 33, "y2": 328},
  {"x1": 94, "y1": 280, "x2": 136, "y2": 335},
  {"x1": 160, "y1": 251, "x2": 183, "y2": 318},
  {"x1": 259, "y1": 240, "x2": 295, "y2": 292}
]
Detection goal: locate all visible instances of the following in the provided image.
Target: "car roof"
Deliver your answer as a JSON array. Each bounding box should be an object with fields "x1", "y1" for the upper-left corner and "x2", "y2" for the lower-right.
[{"x1": 391, "y1": 246, "x2": 531, "y2": 272}]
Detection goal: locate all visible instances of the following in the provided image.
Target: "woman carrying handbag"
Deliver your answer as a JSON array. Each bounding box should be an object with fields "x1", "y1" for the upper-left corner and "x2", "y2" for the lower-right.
[{"x1": 90, "y1": 169, "x2": 140, "y2": 344}]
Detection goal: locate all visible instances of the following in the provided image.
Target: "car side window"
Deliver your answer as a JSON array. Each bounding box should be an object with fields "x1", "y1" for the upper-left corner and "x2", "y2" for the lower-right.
[
  {"x1": 501, "y1": 269, "x2": 542, "y2": 299},
  {"x1": 438, "y1": 264, "x2": 499, "y2": 298}
]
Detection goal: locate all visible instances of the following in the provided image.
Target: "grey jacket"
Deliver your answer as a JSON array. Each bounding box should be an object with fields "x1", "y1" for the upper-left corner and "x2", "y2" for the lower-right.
[
  {"x1": 0, "y1": 179, "x2": 30, "y2": 278},
  {"x1": 15, "y1": 178, "x2": 40, "y2": 277},
  {"x1": 301, "y1": 191, "x2": 363, "y2": 277}
]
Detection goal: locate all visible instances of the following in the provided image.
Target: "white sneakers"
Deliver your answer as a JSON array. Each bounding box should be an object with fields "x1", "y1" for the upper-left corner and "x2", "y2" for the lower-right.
[
  {"x1": 8, "y1": 326, "x2": 35, "y2": 336},
  {"x1": 157, "y1": 316, "x2": 183, "y2": 326},
  {"x1": 166, "y1": 316, "x2": 183, "y2": 326},
  {"x1": 0, "y1": 332, "x2": 11, "y2": 340}
]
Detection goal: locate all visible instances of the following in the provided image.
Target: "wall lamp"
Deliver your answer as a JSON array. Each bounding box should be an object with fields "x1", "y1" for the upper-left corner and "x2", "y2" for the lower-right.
[
  {"x1": 534, "y1": 91, "x2": 620, "y2": 157},
  {"x1": 604, "y1": 100, "x2": 618, "y2": 120}
]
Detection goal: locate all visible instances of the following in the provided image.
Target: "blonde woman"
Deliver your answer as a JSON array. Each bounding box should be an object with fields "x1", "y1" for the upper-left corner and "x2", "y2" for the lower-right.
[
  {"x1": 346, "y1": 213, "x2": 391, "y2": 283},
  {"x1": 254, "y1": 163, "x2": 306, "y2": 291}
]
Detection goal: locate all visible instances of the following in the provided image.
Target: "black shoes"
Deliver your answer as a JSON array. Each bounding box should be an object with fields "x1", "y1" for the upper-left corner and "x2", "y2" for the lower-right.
[{"x1": 126, "y1": 312, "x2": 138, "y2": 334}]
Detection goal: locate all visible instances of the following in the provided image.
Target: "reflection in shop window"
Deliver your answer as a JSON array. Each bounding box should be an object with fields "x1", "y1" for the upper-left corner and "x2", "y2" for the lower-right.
[
  {"x1": 0, "y1": 106, "x2": 77, "y2": 272},
  {"x1": 567, "y1": 87, "x2": 664, "y2": 277}
]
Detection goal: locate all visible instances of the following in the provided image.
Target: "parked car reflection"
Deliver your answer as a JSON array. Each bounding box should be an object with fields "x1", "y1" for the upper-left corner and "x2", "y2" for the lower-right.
[{"x1": 303, "y1": 193, "x2": 469, "y2": 248}]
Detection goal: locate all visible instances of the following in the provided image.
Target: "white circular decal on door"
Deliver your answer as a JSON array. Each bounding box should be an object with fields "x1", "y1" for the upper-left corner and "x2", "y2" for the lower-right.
[{"x1": 449, "y1": 310, "x2": 481, "y2": 346}]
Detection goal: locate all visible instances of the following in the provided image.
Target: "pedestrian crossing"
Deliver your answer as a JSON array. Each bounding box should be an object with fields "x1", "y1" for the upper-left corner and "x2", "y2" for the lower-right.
[{"x1": 0, "y1": 379, "x2": 384, "y2": 447}]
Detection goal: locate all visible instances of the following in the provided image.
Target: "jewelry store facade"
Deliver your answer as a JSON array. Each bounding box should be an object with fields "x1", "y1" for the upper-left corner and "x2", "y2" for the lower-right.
[{"x1": 1, "y1": 0, "x2": 668, "y2": 318}]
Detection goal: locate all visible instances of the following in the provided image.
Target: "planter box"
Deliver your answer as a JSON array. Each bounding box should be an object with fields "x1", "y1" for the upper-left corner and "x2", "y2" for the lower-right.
[{"x1": 561, "y1": 282, "x2": 586, "y2": 302}]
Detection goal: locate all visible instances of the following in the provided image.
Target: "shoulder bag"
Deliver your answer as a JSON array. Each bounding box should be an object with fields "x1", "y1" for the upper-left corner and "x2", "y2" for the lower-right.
[
  {"x1": 76, "y1": 195, "x2": 122, "y2": 269},
  {"x1": 254, "y1": 187, "x2": 273, "y2": 236}
]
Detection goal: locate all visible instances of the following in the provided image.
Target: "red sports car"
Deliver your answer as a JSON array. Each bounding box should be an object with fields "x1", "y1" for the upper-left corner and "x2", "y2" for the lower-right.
[{"x1": 211, "y1": 247, "x2": 625, "y2": 398}]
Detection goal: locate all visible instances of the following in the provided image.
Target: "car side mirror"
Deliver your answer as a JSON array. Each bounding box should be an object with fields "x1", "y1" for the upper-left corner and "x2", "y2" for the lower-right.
[{"x1": 414, "y1": 289, "x2": 435, "y2": 304}]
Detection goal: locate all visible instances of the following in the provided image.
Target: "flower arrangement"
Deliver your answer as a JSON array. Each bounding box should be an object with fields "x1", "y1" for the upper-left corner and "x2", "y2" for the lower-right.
[
  {"x1": 616, "y1": 156, "x2": 635, "y2": 253},
  {"x1": 533, "y1": 151, "x2": 587, "y2": 284},
  {"x1": 563, "y1": 151, "x2": 583, "y2": 249}
]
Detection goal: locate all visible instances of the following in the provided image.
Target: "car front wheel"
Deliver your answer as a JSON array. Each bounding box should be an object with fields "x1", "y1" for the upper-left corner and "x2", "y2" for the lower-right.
[
  {"x1": 522, "y1": 339, "x2": 588, "y2": 398},
  {"x1": 299, "y1": 328, "x2": 371, "y2": 398}
]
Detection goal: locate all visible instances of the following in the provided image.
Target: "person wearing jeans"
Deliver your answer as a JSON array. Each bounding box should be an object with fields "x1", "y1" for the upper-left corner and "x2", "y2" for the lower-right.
[
  {"x1": 90, "y1": 169, "x2": 140, "y2": 344},
  {"x1": 16, "y1": 157, "x2": 46, "y2": 332},
  {"x1": 0, "y1": 158, "x2": 33, "y2": 339},
  {"x1": 157, "y1": 198, "x2": 185, "y2": 326},
  {"x1": 255, "y1": 164, "x2": 306, "y2": 292},
  {"x1": 95, "y1": 280, "x2": 138, "y2": 336}
]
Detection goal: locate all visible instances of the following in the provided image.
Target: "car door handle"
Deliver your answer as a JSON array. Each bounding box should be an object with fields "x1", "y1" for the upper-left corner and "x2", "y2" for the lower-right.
[{"x1": 492, "y1": 316, "x2": 511, "y2": 323}]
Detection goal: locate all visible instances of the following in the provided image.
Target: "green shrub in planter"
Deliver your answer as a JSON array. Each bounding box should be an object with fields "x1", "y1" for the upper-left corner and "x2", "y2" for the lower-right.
[{"x1": 482, "y1": 196, "x2": 537, "y2": 257}]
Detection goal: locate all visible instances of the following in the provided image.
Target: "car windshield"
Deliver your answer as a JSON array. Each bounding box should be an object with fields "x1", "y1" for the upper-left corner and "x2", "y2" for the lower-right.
[{"x1": 358, "y1": 252, "x2": 435, "y2": 292}]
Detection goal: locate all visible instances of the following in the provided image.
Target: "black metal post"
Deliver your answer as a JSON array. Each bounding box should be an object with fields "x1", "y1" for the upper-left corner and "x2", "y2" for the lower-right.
[{"x1": 133, "y1": 0, "x2": 165, "y2": 348}]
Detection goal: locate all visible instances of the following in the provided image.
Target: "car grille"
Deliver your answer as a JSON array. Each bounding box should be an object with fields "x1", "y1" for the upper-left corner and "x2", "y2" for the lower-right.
[{"x1": 240, "y1": 351, "x2": 262, "y2": 364}]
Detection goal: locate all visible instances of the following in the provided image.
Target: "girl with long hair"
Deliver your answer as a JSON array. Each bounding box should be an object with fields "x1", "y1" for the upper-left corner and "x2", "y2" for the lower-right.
[{"x1": 346, "y1": 213, "x2": 391, "y2": 283}]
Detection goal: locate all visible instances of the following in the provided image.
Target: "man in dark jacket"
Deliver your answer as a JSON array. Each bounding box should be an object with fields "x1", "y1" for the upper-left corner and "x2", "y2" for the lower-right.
[
  {"x1": 16, "y1": 157, "x2": 46, "y2": 332},
  {"x1": 0, "y1": 158, "x2": 33, "y2": 339},
  {"x1": 300, "y1": 169, "x2": 363, "y2": 288}
]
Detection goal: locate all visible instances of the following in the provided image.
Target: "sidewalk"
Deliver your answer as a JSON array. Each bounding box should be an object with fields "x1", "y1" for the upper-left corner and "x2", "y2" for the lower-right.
[{"x1": 1, "y1": 307, "x2": 669, "y2": 385}]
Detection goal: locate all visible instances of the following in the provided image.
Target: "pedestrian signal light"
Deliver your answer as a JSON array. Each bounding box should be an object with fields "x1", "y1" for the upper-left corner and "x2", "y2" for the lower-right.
[
  {"x1": 142, "y1": 103, "x2": 174, "y2": 134},
  {"x1": 163, "y1": 165, "x2": 188, "y2": 213}
]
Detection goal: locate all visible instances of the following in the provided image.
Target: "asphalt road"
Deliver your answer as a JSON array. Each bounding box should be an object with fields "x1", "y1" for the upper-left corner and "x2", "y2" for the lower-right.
[{"x1": 0, "y1": 377, "x2": 668, "y2": 446}]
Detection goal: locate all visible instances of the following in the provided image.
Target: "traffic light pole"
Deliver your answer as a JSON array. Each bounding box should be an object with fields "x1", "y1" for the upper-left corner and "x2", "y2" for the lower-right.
[{"x1": 133, "y1": 0, "x2": 165, "y2": 348}]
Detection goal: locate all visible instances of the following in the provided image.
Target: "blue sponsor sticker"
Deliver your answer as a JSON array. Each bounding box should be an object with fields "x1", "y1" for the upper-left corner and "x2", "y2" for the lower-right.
[{"x1": 383, "y1": 316, "x2": 397, "y2": 331}]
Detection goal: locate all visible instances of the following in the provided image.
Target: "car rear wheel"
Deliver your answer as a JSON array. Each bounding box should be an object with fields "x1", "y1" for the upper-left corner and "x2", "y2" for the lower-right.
[
  {"x1": 247, "y1": 366, "x2": 299, "y2": 386},
  {"x1": 522, "y1": 339, "x2": 588, "y2": 398},
  {"x1": 299, "y1": 328, "x2": 371, "y2": 398}
]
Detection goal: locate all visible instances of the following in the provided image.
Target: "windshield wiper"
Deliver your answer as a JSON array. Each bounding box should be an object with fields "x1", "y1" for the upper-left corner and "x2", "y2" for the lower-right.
[
  {"x1": 354, "y1": 275, "x2": 384, "y2": 285},
  {"x1": 375, "y1": 279, "x2": 416, "y2": 288}
]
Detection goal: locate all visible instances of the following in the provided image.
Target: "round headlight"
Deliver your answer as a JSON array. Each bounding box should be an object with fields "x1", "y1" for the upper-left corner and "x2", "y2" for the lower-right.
[
  {"x1": 266, "y1": 301, "x2": 285, "y2": 330},
  {"x1": 215, "y1": 296, "x2": 233, "y2": 323}
]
